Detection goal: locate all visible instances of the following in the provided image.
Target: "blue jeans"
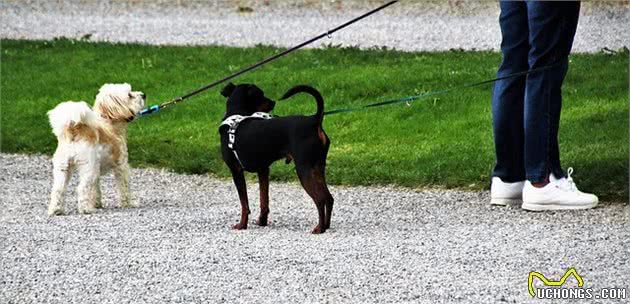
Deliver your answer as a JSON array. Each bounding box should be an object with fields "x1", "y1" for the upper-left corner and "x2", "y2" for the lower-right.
[{"x1": 492, "y1": 1, "x2": 580, "y2": 183}]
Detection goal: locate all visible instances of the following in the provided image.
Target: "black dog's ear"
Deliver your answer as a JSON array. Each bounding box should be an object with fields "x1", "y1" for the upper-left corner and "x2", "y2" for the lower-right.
[{"x1": 221, "y1": 83, "x2": 236, "y2": 97}]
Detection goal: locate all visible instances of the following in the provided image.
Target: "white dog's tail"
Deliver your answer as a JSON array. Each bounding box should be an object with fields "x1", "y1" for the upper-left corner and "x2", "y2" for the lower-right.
[{"x1": 47, "y1": 101, "x2": 103, "y2": 139}]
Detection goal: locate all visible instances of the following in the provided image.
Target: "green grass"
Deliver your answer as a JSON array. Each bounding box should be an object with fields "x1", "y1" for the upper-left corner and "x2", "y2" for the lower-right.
[{"x1": 1, "y1": 39, "x2": 628, "y2": 200}]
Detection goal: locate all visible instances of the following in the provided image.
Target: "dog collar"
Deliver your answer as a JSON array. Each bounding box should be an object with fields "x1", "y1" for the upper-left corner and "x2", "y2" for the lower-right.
[
  {"x1": 99, "y1": 114, "x2": 135, "y2": 123},
  {"x1": 220, "y1": 112, "x2": 273, "y2": 168}
]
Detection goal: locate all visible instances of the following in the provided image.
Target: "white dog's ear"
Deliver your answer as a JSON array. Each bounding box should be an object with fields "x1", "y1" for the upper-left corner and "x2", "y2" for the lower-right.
[{"x1": 94, "y1": 84, "x2": 135, "y2": 121}]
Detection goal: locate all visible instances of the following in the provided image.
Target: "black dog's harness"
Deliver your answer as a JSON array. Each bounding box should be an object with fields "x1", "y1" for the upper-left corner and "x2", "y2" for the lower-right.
[{"x1": 220, "y1": 112, "x2": 273, "y2": 168}]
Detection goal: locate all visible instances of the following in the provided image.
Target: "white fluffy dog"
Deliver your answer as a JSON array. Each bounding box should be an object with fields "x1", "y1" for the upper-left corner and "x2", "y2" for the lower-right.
[{"x1": 47, "y1": 83, "x2": 145, "y2": 215}]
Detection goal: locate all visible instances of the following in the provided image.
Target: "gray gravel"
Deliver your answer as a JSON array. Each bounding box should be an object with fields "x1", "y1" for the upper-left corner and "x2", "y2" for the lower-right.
[
  {"x1": 1, "y1": 153, "x2": 628, "y2": 303},
  {"x1": 1, "y1": 2, "x2": 629, "y2": 302},
  {"x1": 1, "y1": 0, "x2": 628, "y2": 53}
]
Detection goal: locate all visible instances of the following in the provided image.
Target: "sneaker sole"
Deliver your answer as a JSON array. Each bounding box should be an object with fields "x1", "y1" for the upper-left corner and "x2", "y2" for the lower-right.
[
  {"x1": 490, "y1": 198, "x2": 522, "y2": 206},
  {"x1": 521, "y1": 202, "x2": 598, "y2": 211}
]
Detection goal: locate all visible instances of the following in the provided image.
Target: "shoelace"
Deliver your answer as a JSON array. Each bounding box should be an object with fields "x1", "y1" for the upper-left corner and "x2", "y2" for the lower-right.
[{"x1": 556, "y1": 167, "x2": 579, "y2": 192}]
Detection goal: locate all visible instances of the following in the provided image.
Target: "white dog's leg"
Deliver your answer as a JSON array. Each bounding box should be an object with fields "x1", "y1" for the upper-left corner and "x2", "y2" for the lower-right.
[
  {"x1": 94, "y1": 177, "x2": 103, "y2": 209},
  {"x1": 49, "y1": 158, "x2": 70, "y2": 216},
  {"x1": 76, "y1": 150, "x2": 99, "y2": 214},
  {"x1": 114, "y1": 163, "x2": 135, "y2": 208}
]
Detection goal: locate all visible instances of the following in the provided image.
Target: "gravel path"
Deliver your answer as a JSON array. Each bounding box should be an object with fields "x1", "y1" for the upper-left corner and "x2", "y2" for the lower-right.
[
  {"x1": 1, "y1": 153, "x2": 628, "y2": 303},
  {"x1": 1, "y1": 1, "x2": 629, "y2": 302},
  {"x1": 1, "y1": 0, "x2": 628, "y2": 53}
]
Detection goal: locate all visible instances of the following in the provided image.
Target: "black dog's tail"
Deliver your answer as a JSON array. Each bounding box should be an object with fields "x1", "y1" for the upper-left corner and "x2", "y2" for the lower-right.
[{"x1": 280, "y1": 85, "x2": 325, "y2": 126}]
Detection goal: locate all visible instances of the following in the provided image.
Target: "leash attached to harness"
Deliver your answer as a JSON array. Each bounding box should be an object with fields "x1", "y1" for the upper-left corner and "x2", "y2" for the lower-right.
[
  {"x1": 323, "y1": 63, "x2": 560, "y2": 116},
  {"x1": 139, "y1": 1, "x2": 399, "y2": 117},
  {"x1": 220, "y1": 112, "x2": 274, "y2": 168}
]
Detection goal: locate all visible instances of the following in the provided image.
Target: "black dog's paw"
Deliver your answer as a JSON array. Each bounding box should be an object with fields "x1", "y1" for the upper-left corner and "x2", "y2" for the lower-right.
[
  {"x1": 311, "y1": 225, "x2": 325, "y2": 234},
  {"x1": 221, "y1": 83, "x2": 236, "y2": 97},
  {"x1": 256, "y1": 217, "x2": 268, "y2": 226},
  {"x1": 232, "y1": 223, "x2": 248, "y2": 230}
]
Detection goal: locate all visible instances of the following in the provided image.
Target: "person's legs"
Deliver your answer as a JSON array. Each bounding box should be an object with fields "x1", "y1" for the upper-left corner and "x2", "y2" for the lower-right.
[
  {"x1": 521, "y1": 1, "x2": 598, "y2": 211},
  {"x1": 524, "y1": 1, "x2": 580, "y2": 183},
  {"x1": 492, "y1": 1, "x2": 529, "y2": 183}
]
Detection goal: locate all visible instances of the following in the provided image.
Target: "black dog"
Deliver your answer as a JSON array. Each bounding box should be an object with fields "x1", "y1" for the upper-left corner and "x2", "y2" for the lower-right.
[{"x1": 219, "y1": 83, "x2": 334, "y2": 234}]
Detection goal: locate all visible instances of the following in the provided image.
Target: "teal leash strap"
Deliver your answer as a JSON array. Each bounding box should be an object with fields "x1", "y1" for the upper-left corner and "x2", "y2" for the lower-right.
[{"x1": 323, "y1": 64, "x2": 559, "y2": 116}]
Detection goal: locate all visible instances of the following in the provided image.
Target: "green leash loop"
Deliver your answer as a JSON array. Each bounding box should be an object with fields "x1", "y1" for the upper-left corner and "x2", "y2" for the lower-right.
[{"x1": 323, "y1": 64, "x2": 559, "y2": 116}]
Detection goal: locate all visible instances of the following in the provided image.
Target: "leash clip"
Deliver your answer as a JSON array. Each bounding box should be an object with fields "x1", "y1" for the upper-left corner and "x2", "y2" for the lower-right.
[
  {"x1": 326, "y1": 30, "x2": 332, "y2": 39},
  {"x1": 139, "y1": 104, "x2": 160, "y2": 116}
]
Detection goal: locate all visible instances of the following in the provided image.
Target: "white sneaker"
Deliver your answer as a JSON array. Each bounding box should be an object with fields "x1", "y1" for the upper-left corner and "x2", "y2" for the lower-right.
[
  {"x1": 490, "y1": 177, "x2": 525, "y2": 206},
  {"x1": 522, "y1": 168, "x2": 598, "y2": 211}
]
